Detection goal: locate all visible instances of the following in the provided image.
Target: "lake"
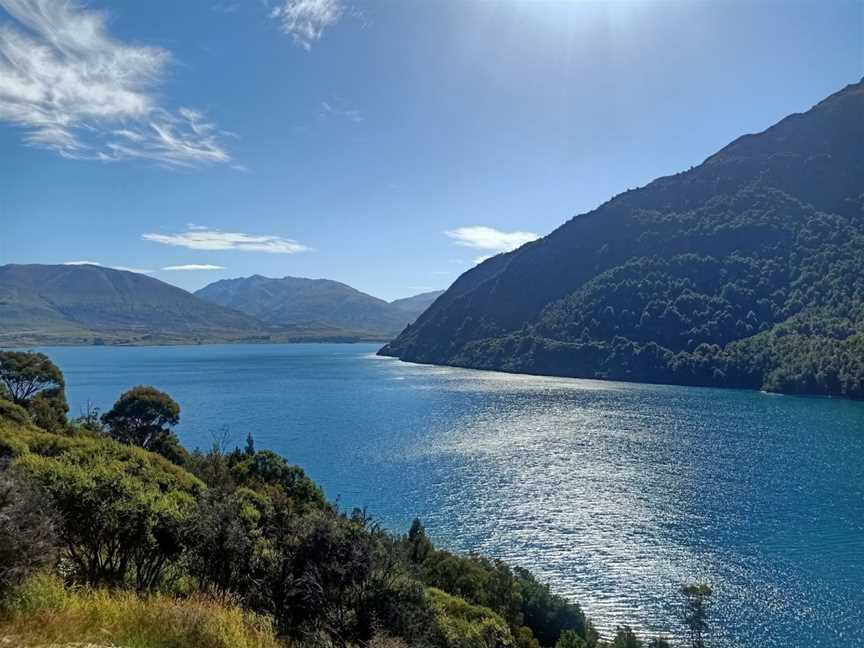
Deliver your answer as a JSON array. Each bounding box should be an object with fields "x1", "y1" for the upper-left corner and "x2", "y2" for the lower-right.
[{"x1": 36, "y1": 343, "x2": 864, "y2": 646}]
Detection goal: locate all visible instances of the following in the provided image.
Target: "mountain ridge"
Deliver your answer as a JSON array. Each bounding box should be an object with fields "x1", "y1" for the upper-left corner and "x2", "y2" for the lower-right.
[
  {"x1": 195, "y1": 275, "x2": 441, "y2": 336},
  {"x1": 0, "y1": 264, "x2": 443, "y2": 346},
  {"x1": 380, "y1": 79, "x2": 864, "y2": 399}
]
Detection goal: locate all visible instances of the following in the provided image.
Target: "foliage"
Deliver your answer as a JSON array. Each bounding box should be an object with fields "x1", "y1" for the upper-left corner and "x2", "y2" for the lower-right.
[
  {"x1": 0, "y1": 351, "x2": 64, "y2": 406},
  {"x1": 555, "y1": 630, "x2": 587, "y2": 648},
  {"x1": 609, "y1": 626, "x2": 641, "y2": 648},
  {"x1": 681, "y1": 584, "x2": 713, "y2": 648},
  {"x1": 0, "y1": 574, "x2": 284, "y2": 648},
  {"x1": 0, "y1": 399, "x2": 29, "y2": 427},
  {"x1": 28, "y1": 387, "x2": 69, "y2": 433},
  {"x1": 381, "y1": 81, "x2": 864, "y2": 399},
  {"x1": 429, "y1": 587, "x2": 516, "y2": 648},
  {"x1": 0, "y1": 352, "x2": 68, "y2": 431},
  {"x1": 410, "y1": 520, "x2": 588, "y2": 647},
  {"x1": 0, "y1": 360, "x2": 675, "y2": 648},
  {"x1": 1, "y1": 416, "x2": 202, "y2": 590},
  {"x1": 0, "y1": 466, "x2": 56, "y2": 597},
  {"x1": 232, "y1": 449, "x2": 326, "y2": 512},
  {"x1": 102, "y1": 385, "x2": 181, "y2": 450}
]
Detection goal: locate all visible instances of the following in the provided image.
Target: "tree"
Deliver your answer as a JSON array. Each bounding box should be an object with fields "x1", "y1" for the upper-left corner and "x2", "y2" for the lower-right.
[
  {"x1": 29, "y1": 388, "x2": 69, "y2": 433},
  {"x1": 0, "y1": 465, "x2": 56, "y2": 596},
  {"x1": 407, "y1": 518, "x2": 432, "y2": 564},
  {"x1": 102, "y1": 386, "x2": 180, "y2": 450},
  {"x1": 682, "y1": 584, "x2": 713, "y2": 648},
  {"x1": 0, "y1": 352, "x2": 64, "y2": 407},
  {"x1": 611, "y1": 626, "x2": 642, "y2": 648},
  {"x1": 555, "y1": 629, "x2": 587, "y2": 648}
]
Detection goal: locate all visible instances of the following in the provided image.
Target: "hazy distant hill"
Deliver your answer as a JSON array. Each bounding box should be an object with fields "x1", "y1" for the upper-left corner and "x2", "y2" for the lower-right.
[
  {"x1": 0, "y1": 264, "x2": 271, "y2": 345},
  {"x1": 381, "y1": 79, "x2": 864, "y2": 398},
  {"x1": 196, "y1": 276, "x2": 439, "y2": 337},
  {"x1": 389, "y1": 290, "x2": 445, "y2": 319}
]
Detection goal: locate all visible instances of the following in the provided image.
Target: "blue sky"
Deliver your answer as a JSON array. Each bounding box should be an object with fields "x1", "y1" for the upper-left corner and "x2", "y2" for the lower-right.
[{"x1": 1, "y1": 0, "x2": 861, "y2": 300}]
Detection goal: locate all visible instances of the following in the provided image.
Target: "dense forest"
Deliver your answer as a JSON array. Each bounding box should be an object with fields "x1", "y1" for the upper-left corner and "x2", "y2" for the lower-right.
[
  {"x1": 381, "y1": 79, "x2": 864, "y2": 399},
  {"x1": 0, "y1": 351, "x2": 712, "y2": 648}
]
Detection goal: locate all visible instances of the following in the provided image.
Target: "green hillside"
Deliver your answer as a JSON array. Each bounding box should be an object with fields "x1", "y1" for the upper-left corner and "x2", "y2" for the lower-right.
[
  {"x1": 380, "y1": 79, "x2": 864, "y2": 398},
  {"x1": 0, "y1": 265, "x2": 409, "y2": 346},
  {"x1": 196, "y1": 275, "x2": 440, "y2": 337},
  {"x1": 0, "y1": 264, "x2": 270, "y2": 346}
]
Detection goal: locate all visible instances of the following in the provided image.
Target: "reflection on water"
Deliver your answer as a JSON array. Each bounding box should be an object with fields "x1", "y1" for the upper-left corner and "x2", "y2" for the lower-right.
[{"x1": 42, "y1": 343, "x2": 864, "y2": 647}]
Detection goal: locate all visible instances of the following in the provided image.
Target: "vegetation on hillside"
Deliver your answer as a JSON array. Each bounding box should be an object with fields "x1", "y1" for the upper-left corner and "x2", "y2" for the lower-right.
[
  {"x1": 0, "y1": 264, "x2": 405, "y2": 347},
  {"x1": 0, "y1": 351, "x2": 708, "y2": 647},
  {"x1": 195, "y1": 275, "x2": 440, "y2": 337},
  {"x1": 381, "y1": 80, "x2": 864, "y2": 399}
]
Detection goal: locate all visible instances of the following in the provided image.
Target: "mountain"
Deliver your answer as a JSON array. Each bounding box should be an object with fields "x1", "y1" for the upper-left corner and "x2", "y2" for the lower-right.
[
  {"x1": 381, "y1": 79, "x2": 864, "y2": 399},
  {"x1": 0, "y1": 264, "x2": 274, "y2": 345},
  {"x1": 196, "y1": 276, "x2": 439, "y2": 338},
  {"x1": 389, "y1": 290, "x2": 445, "y2": 319}
]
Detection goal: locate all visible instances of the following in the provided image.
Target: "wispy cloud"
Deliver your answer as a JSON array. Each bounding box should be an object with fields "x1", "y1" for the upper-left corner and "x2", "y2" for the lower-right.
[
  {"x1": 0, "y1": 0, "x2": 232, "y2": 166},
  {"x1": 212, "y1": 1, "x2": 239, "y2": 14},
  {"x1": 445, "y1": 226, "x2": 539, "y2": 264},
  {"x1": 270, "y1": 0, "x2": 343, "y2": 49},
  {"x1": 64, "y1": 260, "x2": 153, "y2": 274},
  {"x1": 143, "y1": 227, "x2": 310, "y2": 254},
  {"x1": 321, "y1": 100, "x2": 362, "y2": 123},
  {"x1": 162, "y1": 264, "x2": 226, "y2": 271}
]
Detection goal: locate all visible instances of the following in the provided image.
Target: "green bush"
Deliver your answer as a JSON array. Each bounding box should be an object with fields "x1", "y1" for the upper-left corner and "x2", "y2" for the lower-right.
[
  {"x1": 429, "y1": 587, "x2": 516, "y2": 648},
  {"x1": 0, "y1": 399, "x2": 30, "y2": 427}
]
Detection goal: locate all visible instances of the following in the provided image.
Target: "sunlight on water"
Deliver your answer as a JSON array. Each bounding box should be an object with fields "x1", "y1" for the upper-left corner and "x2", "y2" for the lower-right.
[{"x1": 43, "y1": 343, "x2": 864, "y2": 647}]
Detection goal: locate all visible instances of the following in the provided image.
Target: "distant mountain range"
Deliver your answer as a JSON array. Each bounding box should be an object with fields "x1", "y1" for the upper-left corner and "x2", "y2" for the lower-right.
[
  {"x1": 381, "y1": 79, "x2": 864, "y2": 399},
  {"x1": 0, "y1": 264, "x2": 441, "y2": 346},
  {"x1": 195, "y1": 276, "x2": 443, "y2": 337}
]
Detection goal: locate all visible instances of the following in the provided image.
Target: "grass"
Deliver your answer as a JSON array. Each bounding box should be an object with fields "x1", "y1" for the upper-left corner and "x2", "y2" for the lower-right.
[{"x1": 0, "y1": 575, "x2": 287, "y2": 648}]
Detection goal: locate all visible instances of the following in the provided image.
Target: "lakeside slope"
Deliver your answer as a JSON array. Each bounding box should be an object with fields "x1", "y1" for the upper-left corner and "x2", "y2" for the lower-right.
[{"x1": 380, "y1": 79, "x2": 864, "y2": 399}]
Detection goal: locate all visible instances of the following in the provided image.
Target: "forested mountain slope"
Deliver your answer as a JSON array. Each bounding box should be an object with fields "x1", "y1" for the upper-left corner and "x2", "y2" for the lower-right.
[{"x1": 381, "y1": 79, "x2": 864, "y2": 398}]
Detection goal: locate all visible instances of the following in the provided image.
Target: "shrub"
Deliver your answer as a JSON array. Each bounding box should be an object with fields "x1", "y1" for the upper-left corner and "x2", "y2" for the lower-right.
[
  {"x1": 0, "y1": 399, "x2": 30, "y2": 427},
  {"x1": 429, "y1": 587, "x2": 516, "y2": 648},
  {"x1": 0, "y1": 467, "x2": 56, "y2": 597},
  {"x1": 4, "y1": 422, "x2": 202, "y2": 590},
  {"x1": 0, "y1": 573, "x2": 69, "y2": 617}
]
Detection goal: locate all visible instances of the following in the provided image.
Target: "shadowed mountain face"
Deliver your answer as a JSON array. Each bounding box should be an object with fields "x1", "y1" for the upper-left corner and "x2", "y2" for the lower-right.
[
  {"x1": 380, "y1": 79, "x2": 864, "y2": 398},
  {"x1": 196, "y1": 276, "x2": 440, "y2": 336},
  {"x1": 0, "y1": 264, "x2": 267, "y2": 345}
]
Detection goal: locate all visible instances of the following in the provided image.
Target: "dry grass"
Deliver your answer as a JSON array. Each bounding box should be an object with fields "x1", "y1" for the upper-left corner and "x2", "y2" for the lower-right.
[{"x1": 0, "y1": 575, "x2": 286, "y2": 648}]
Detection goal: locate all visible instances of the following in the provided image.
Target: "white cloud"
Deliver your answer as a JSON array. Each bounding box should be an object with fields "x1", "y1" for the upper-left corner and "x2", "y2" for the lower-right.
[
  {"x1": 271, "y1": 0, "x2": 343, "y2": 49},
  {"x1": 143, "y1": 227, "x2": 310, "y2": 254},
  {"x1": 162, "y1": 264, "x2": 226, "y2": 271},
  {"x1": 321, "y1": 100, "x2": 362, "y2": 123},
  {"x1": 445, "y1": 226, "x2": 539, "y2": 255},
  {"x1": 0, "y1": 0, "x2": 232, "y2": 166},
  {"x1": 64, "y1": 261, "x2": 153, "y2": 274}
]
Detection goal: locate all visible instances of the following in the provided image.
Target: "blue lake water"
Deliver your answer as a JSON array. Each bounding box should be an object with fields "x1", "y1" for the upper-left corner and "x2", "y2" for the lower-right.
[{"x1": 35, "y1": 343, "x2": 864, "y2": 646}]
